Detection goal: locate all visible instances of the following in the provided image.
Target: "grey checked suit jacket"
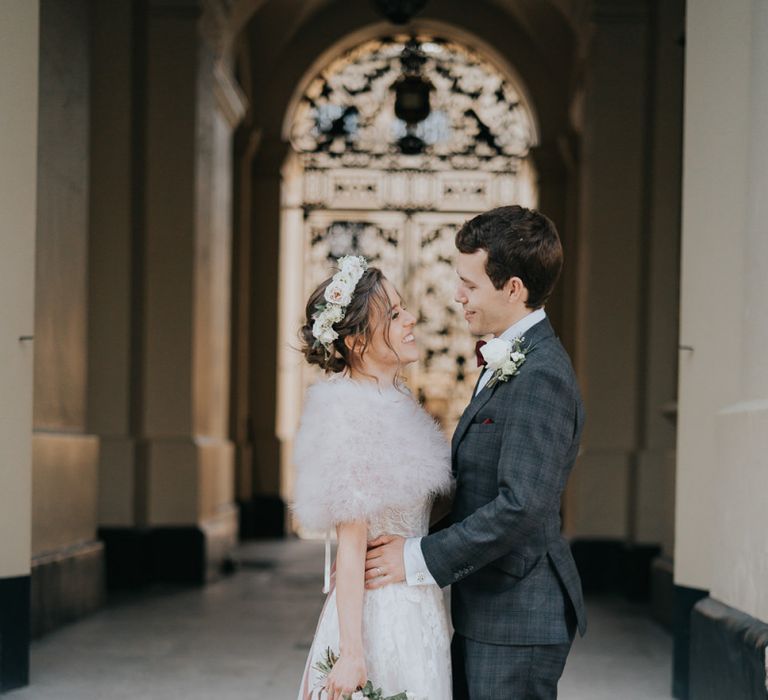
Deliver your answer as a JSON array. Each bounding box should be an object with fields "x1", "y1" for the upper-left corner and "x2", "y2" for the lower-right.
[{"x1": 421, "y1": 318, "x2": 586, "y2": 646}]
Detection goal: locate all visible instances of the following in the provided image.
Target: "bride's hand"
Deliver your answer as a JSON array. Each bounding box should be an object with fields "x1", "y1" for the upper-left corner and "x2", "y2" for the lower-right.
[{"x1": 326, "y1": 652, "x2": 367, "y2": 700}]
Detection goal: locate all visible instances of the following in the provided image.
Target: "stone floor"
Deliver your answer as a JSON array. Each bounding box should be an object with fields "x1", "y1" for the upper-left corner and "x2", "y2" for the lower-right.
[{"x1": 9, "y1": 539, "x2": 672, "y2": 699}]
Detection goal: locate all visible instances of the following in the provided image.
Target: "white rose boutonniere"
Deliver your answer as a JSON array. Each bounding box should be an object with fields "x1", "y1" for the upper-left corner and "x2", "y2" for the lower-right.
[
  {"x1": 480, "y1": 336, "x2": 528, "y2": 388},
  {"x1": 480, "y1": 338, "x2": 512, "y2": 370}
]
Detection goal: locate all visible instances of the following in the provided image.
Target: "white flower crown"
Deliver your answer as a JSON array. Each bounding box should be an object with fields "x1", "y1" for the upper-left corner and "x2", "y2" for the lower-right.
[{"x1": 311, "y1": 255, "x2": 369, "y2": 354}]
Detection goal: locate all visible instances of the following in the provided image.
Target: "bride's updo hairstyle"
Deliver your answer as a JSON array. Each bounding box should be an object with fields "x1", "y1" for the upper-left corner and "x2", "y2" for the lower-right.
[{"x1": 300, "y1": 266, "x2": 396, "y2": 374}]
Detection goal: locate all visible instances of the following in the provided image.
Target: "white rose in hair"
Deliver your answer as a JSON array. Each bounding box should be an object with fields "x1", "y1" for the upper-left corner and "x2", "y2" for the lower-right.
[
  {"x1": 480, "y1": 337, "x2": 513, "y2": 370},
  {"x1": 312, "y1": 319, "x2": 338, "y2": 346},
  {"x1": 324, "y1": 279, "x2": 353, "y2": 306},
  {"x1": 320, "y1": 304, "x2": 344, "y2": 324},
  {"x1": 340, "y1": 255, "x2": 366, "y2": 277}
]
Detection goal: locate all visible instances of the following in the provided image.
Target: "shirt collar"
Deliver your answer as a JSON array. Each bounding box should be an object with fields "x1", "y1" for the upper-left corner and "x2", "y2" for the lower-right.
[{"x1": 497, "y1": 307, "x2": 547, "y2": 343}]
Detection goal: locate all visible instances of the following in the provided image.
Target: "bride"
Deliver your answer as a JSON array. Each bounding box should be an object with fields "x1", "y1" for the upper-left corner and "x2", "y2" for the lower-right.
[{"x1": 293, "y1": 256, "x2": 454, "y2": 700}]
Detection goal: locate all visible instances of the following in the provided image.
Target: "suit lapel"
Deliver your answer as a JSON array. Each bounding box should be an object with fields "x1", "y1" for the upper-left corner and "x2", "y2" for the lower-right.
[
  {"x1": 451, "y1": 317, "x2": 556, "y2": 463},
  {"x1": 451, "y1": 378, "x2": 499, "y2": 462}
]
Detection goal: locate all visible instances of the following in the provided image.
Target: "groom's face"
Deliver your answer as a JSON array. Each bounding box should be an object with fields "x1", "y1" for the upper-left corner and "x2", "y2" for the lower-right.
[{"x1": 455, "y1": 250, "x2": 515, "y2": 337}]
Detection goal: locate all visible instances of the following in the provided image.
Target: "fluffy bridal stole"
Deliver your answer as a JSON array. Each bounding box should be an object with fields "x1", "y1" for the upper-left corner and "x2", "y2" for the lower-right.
[{"x1": 292, "y1": 377, "x2": 453, "y2": 533}]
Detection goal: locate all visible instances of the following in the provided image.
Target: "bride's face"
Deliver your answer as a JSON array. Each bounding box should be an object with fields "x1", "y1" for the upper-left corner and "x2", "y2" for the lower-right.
[{"x1": 364, "y1": 279, "x2": 418, "y2": 368}]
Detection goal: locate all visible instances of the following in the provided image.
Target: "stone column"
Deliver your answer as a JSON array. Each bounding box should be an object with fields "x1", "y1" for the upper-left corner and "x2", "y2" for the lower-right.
[
  {"x1": 88, "y1": 0, "x2": 138, "y2": 532},
  {"x1": 0, "y1": 1, "x2": 38, "y2": 690},
  {"x1": 31, "y1": 0, "x2": 103, "y2": 637},
  {"x1": 231, "y1": 126, "x2": 261, "y2": 513},
  {"x1": 276, "y1": 151, "x2": 308, "y2": 519},
  {"x1": 639, "y1": 0, "x2": 685, "y2": 628},
  {"x1": 677, "y1": 0, "x2": 768, "y2": 696},
  {"x1": 713, "y1": 0, "x2": 768, "y2": 623},
  {"x1": 238, "y1": 135, "x2": 290, "y2": 536},
  {"x1": 143, "y1": 0, "x2": 239, "y2": 579},
  {"x1": 97, "y1": 0, "x2": 243, "y2": 584},
  {"x1": 702, "y1": 0, "x2": 768, "y2": 685},
  {"x1": 676, "y1": 0, "x2": 750, "y2": 594},
  {"x1": 565, "y1": 0, "x2": 654, "y2": 580},
  {"x1": 531, "y1": 138, "x2": 576, "y2": 353}
]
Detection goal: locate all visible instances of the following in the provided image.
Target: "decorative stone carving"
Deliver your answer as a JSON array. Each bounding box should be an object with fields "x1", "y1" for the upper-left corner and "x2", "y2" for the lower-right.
[{"x1": 290, "y1": 37, "x2": 535, "y2": 172}]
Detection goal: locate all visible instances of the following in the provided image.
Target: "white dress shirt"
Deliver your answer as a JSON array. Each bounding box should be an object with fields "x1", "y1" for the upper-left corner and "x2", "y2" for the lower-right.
[{"x1": 403, "y1": 308, "x2": 548, "y2": 586}]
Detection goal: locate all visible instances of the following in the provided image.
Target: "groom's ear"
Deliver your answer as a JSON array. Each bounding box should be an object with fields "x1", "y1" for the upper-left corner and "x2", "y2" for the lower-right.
[{"x1": 504, "y1": 276, "x2": 529, "y2": 304}]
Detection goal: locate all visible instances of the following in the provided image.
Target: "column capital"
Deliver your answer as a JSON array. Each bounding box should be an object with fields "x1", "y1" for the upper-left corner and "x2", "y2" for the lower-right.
[
  {"x1": 213, "y1": 63, "x2": 248, "y2": 128},
  {"x1": 200, "y1": 0, "x2": 237, "y2": 58}
]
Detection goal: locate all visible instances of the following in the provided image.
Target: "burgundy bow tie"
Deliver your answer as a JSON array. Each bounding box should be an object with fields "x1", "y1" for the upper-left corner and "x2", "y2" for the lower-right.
[{"x1": 475, "y1": 340, "x2": 487, "y2": 368}]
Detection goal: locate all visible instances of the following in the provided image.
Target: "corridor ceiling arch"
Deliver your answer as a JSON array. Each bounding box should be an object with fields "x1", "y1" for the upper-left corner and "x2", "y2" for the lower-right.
[{"x1": 230, "y1": 0, "x2": 578, "y2": 148}]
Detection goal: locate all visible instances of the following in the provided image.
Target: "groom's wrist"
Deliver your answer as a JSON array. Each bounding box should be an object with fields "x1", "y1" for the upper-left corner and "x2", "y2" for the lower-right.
[
  {"x1": 418, "y1": 532, "x2": 453, "y2": 588},
  {"x1": 404, "y1": 537, "x2": 437, "y2": 586}
]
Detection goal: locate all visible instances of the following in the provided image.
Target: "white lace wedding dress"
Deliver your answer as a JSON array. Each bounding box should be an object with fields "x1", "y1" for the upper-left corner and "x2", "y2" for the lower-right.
[
  {"x1": 299, "y1": 502, "x2": 453, "y2": 699},
  {"x1": 292, "y1": 377, "x2": 454, "y2": 700}
]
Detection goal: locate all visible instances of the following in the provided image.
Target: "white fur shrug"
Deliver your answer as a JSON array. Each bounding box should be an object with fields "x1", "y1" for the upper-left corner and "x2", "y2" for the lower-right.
[{"x1": 292, "y1": 377, "x2": 453, "y2": 531}]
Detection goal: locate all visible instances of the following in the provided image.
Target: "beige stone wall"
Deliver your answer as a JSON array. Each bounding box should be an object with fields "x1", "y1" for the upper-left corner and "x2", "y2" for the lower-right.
[
  {"x1": 678, "y1": 0, "x2": 768, "y2": 621},
  {"x1": 88, "y1": 0, "x2": 136, "y2": 528},
  {"x1": 29, "y1": 0, "x2": 240, "y2": 560},
  {"x1": 675, "y1": 0, "x2": 752, "y2": 592},
  {"x1": 634, "y1": 0, "x2": 683, "y2": 555},
  {"x1": 32, "y1": 0, "x2": 100, "y2": 558},
  {"x1": 139, "y1": 6, "x2": 237, "y2": 528},
  {"x1": 0, "y1": 0, "x2": 38, "y2": 579},
  {"x1": 565, "y1": 0, "x2": 683, "y2": 550}
]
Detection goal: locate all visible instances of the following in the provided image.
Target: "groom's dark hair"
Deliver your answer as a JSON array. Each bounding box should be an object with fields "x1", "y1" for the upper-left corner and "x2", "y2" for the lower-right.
[{"x1": 455, "y1": 205, "x2": 563, "y2": 309}]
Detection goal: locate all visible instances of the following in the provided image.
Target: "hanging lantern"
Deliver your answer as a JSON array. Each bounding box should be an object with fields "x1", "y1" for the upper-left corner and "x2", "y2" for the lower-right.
[
  {"x1": 392, "y1": 39, "x2": 433, "y2": 154},
  {"x1": 394, "y1": 73, "x2": 432, "y2": 124}
]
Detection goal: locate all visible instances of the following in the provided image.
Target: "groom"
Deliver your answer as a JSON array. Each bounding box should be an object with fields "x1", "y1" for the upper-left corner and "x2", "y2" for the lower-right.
[{"x1": 365, "y1": 205, "x2": 586, "y2": 699}]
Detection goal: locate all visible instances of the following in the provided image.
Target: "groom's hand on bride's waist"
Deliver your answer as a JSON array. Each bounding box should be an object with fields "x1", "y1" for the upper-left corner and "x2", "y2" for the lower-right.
[{"x1": 364, "y1": 535, "x2": 405, "y2": 589}]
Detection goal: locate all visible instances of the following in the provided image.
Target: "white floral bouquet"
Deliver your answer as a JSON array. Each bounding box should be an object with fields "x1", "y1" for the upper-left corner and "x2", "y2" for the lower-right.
[{"x1": 313, "y1": 647, "x2": 412, "y2": 700}]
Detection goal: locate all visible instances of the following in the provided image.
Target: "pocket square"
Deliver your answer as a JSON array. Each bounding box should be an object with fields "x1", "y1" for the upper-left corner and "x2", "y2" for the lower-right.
[{"x1": 482, "y1": 418, "x2": 494, "y2": 425}]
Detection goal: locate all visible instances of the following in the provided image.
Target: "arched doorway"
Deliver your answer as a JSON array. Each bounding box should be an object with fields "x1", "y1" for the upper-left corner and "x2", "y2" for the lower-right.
[
  {"x1": 230, "y1": 3, "x2": 579, "y2": 539},
  {"x1": 274, "y1": 33, "x2": 540, "y2": 525}
]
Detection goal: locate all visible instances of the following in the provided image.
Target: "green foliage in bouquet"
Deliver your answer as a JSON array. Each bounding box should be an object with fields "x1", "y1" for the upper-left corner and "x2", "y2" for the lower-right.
[
  {"x1": 312, "y1": 647, "x2": 340, "y2": 677},
  {"x1": 313, "y1": 647, "x2": 409, "y2": 700}
]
